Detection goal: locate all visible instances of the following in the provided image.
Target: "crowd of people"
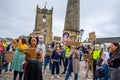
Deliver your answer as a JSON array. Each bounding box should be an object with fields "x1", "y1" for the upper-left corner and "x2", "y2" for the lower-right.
[{"x1": 0, "y1": 36, "x2": 120, "y2": 80}]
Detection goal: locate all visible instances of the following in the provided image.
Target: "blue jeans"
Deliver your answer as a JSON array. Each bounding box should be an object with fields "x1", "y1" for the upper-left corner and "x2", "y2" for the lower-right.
[
  {"x1": 64, "y1": 57, "x2": 68, "y2": 72},
  {"x1": 51, "y1": 61, "x2": 60, "y2": 75},
  {"x1": 65, "y1": 71, "x2": 78, "y2": 80},
  {"x1": 44, "y1": 56, "x2": 50, "y2": 71},
  {"x1": 4, "y1": 63, "x2": 12, "y2": 72},
  {"x1": 95, "y1": 78, "x2": 104, "y2": 80}
]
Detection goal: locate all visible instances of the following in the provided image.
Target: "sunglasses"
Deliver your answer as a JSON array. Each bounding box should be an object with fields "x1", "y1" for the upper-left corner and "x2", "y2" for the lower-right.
[{"x1": 30, "y1": 36, "x2": 38, "y2": 38}]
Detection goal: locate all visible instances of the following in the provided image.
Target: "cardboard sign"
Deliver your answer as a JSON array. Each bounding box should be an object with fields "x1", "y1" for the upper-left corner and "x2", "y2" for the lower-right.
[
  {"x1": 83, "y1": 54, "x2": 92, "y2": 60},
  {"x1": 89, "y1": 32, "x2": 96, "y2": 41},
  {"x1": 54, "y1": 36, "x2": 61, "y2": 41},
  {"x1": 24, "y1": 48, "x2": 37, "y2": 58},
  {"x1": 65, "y1": 41, "x2": 82, "y2": 46}
]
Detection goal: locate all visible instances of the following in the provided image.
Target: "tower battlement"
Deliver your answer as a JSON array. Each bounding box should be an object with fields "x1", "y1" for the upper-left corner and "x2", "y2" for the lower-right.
[{"x1": 36, "y1": 5, "x2": 53, "y2": 15}]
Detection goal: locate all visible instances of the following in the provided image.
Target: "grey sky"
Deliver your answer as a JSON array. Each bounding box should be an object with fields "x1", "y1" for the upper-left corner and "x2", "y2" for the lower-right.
[
  {"x1": 81, "y1": 0, "x2": 120, "y2": 40},
  {"x1": 0, "y1": 0, "x2": 120, "y2": 40}
]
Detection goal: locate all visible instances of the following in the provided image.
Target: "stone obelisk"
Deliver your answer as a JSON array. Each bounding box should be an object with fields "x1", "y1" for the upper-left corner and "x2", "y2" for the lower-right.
[{"x1": 63, "y1": 0, "x2": 80, "y2": 41}]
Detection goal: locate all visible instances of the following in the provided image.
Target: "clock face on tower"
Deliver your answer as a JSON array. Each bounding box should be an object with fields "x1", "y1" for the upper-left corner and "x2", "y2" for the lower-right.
[{"x1": 42, "y1": 17, "x2": 47, "y2": 23}]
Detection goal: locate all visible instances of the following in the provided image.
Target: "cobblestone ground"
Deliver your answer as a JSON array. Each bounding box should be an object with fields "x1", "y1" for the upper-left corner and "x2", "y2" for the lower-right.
[{"x1": 0, "y1": 61, "x2": 93, "y2": 80}]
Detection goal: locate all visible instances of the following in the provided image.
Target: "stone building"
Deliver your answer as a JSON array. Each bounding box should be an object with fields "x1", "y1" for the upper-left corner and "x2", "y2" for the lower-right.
[{"x1": 33, "y1": 5, "x2": 53, "y2": 44}]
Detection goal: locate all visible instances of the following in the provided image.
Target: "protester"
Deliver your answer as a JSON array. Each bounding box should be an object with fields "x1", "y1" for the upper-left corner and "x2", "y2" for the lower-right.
[
  {"x1": 5, "y1": 40, "x2": 16, "y2": 72},
  {"x1": 43, "y1": 43, "x2": 51, "y2": 74},
  {"x1": 102, "y1": 42, "x2": 120, "y2": 80},
  {"x1": 61, "y1": 45, "x2": 71, "y2": 74},
  {"x1": 12, "y1": 38, "x2": 28, "y2": 80},
  {"x1": 24, "y1": 36, "x2": 43, "y2": 80},
  {"x1": 95, "y1": 58, "x2": 105, "y2": 80},
  {"x1": 36, "y1": 35, "x2": 46, "y2": 67},
  {"x1": 92, "y1": 44, "x2": 102, "y2": 80},
  {"x1": 51, "y1": 45, "x2": 61, "y2": 78},
  {"x1": 60, "y1": 45, "x2": 65, "y2": 67},
  {"x1": 2, "y1": 39, "x2": 7, "y2": 48},
  {"x1": 0, "y1": 39, "x2": 4, "y2": 75},
  {"x1": 103, "y1": 47, "x2": 111, "y2": 61},
  {"x1": 65, "y1": 46, "x2": 80, "y2": 80}
]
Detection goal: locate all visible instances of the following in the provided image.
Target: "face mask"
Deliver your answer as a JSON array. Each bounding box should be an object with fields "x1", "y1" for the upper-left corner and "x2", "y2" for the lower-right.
[
  {"x1": 39, "y1": 39, "x2": 44, "y2": 43},
  {"x1": 95, "y1": 47, "x2": 99, "y2": 50}
]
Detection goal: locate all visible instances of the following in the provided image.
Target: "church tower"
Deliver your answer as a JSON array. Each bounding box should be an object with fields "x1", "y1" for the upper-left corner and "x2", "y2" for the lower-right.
[
  {"x1": 33, "y1": 4, "x2": 53, "y2": 44},
  {"x1": 63, "y1": 0, "x2": 80, "y2": 41}
]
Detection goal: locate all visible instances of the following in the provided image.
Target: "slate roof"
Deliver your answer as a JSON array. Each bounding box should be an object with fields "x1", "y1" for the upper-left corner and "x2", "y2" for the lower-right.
[{"x1": 96, "y1": 37, "x2": 120, "y2": 44}]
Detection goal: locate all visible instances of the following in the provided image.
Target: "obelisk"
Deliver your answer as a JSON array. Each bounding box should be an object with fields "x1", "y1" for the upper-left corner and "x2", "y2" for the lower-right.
[{"x1": 63, "y1": 0, "x2": 80, "y2": 41}]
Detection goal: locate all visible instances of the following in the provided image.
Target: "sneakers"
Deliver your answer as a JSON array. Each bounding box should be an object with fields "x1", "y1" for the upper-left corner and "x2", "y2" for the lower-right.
[
  {"x1": 57, "y1": 75, "x2": 59, "y2": 78},
  {"x1": 5, "y1": 71, "x2": 12, "y2": 74},
  {"x1": 51, "y1": 75, "x2": 54, "y2": 79},
  {"x1": 61, "y1": 72, "x2": 65, "y2": 74},
  {"x1": 51, "y1": 75, "x2": 60, "y2": 78}
]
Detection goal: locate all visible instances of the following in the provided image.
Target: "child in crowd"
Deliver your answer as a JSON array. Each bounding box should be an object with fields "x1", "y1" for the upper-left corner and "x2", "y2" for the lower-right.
[{"x1": 95, "y1": 58, "x2": 105, "y2": 80}]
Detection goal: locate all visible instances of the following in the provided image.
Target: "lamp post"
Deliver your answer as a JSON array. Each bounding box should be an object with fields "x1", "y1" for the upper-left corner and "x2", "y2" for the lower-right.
[
  {"x1": 79, "y1": 29, "x2": 84, "y2": 42},
  {"x1": 42, "y1": 14, "x2": 47, "y2": 42}
]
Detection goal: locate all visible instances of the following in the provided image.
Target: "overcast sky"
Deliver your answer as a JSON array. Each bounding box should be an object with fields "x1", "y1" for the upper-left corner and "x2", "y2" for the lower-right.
[{"x1": 0, "y1": 0, "x2": 120, "y2": 41}]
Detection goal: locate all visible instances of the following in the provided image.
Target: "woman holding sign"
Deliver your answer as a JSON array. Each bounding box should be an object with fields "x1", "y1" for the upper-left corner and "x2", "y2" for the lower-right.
[
  {"x1": 65, "y1": 46, "x2": 80, "y2": 80},
  {"x1": 24, "y1": 36, "x2": 43, "y2": 80}
]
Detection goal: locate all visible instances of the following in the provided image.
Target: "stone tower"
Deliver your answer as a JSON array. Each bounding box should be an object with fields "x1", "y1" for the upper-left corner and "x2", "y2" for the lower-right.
[
  {"x1": 33, "y1": 5, "x2": 53, "y2": 44},
  {"x1": 63, "y1": 0, "x2": 80, "y2": 41}
]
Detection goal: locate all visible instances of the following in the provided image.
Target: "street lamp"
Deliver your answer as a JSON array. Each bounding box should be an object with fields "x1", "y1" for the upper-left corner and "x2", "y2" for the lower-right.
[
  {"x1": 42, "y1": 14, "x2": 47, "y2": 42},
  {"x1": 79, "y1": 29, "x2": 84, "y2": 42}
]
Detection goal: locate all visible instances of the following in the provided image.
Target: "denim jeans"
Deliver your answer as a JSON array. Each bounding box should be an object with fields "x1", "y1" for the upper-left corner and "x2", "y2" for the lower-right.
[
  {"x1": 64, "y1": 57, "x2": 68, "y2": 72},
  {"x1": 60, "y1": 56, "x2": 65, "y2": 66},
  {"x1": 51, "y1": 61, "x2": 60, "y2": 75},
  {"x1": 44, "y1": 56, "x2": 50, "y2": 71},
  {"x1": 4, "y1": 62, "x2": 12, "y2": 72},
  {"x1": 95, "y1": 77, "x2": 104, "y2": 80},
  {"x1": 65, "y1": 71, "x2": 78, "y2": 80}
]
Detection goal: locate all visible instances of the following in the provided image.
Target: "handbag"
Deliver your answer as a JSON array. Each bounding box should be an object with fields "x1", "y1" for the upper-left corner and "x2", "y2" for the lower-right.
[
  {"x1": 5, "y1": 51, "x2": 14, "y2": 63},
  {"x1": 22, "y1": 61, "x2": 28, "y2": 70}
]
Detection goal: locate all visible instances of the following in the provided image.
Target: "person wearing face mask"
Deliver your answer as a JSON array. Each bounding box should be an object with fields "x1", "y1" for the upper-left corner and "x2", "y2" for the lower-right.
[
  {"x1": 39, "y1": 38, "x2": 44, "y2": 43},
  {"x1": 36, "y1": 35, "x2": 46, "y2": 67},
  {"x1": 92, "y1": 44, "x2": 102, "y2": 80}
]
